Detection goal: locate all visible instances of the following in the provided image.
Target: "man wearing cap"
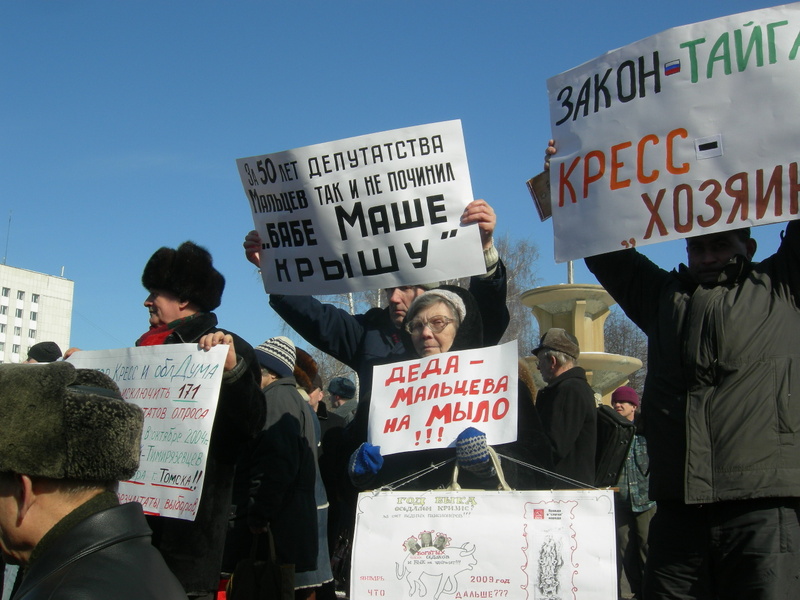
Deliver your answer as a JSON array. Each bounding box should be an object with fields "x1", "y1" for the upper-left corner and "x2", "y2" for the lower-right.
[
  {"x1": 23, "y1": 342, "x2": 61, "y2": 364},
  {"x1": 0, "y1": 362, "x2": 187, "y2": 600},
  {"x1": 327, "y1": 376, "x2": 357, "y2": 423},
  {"x1": 532, "y1": 328, "x2": 597, "y2": 488},
  {"x1": 138, "y1": 241, "x2": 263, "y2": 599},
  {"x1": 243, "y1": 199, "x2": 511, "y2": 386},
  {"x1": 611, "y1": 386, "x2": 655, "y2": 600},
  {"x1": 224, "y1": 337, "x2": 318, "y2": 596}
]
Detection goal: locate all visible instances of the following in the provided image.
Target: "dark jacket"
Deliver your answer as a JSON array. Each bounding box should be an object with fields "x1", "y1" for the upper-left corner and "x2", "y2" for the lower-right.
[
  {"x1": 268, "y1": 260, "x2": 510, "y2": 385},
  {"x1": 252, "y1": 377, "x2": 318, "y2": 570},
  {"x1": 535, "y1": 366, "x2": 597, "y2": 488},
  {"x1": 137, "y1": 312, "x2": 264, "y2": 594},
  {"x1": 13, "y1": 500, "x2": 187, "y2": 600},
  {"x1": 585, "y1": 220, "x2": 800, "y2": 503}
]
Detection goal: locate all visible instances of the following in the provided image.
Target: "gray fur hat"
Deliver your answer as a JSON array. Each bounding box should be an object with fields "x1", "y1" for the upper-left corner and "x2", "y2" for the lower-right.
[
  {"x1": 142, "y1": 241, "x2": 225, "y2": 312},
  {"x1": 0, "y1": 362, "x2": 144, "y2": 482}
]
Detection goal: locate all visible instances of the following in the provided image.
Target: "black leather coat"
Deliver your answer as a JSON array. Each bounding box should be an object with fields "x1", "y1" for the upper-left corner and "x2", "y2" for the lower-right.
[{"x1": 13, "y1": 502, "x2": 187, "y2": 600}]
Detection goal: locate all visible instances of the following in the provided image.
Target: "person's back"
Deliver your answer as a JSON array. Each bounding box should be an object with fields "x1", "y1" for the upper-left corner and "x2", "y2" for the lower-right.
[
  {"x1": 533, "y1": 329, "x2": 597, "y2": 488},
  {"x1": 12, "y1": 500, "x2": 187, "y2": 600}
]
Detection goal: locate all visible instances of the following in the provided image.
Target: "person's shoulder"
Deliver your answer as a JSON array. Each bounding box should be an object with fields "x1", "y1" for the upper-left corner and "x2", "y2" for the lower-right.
[{"x1": 362, "y1": 305, "x2": 390, "y2": 328}]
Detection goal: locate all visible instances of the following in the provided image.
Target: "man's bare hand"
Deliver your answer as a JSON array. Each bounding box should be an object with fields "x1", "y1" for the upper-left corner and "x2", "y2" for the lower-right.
[
  {"x1": 198, "y1": 331, "x2": 237, "y2": 371},
  {"x1": 243, "y1": 230, "x2": 262, "y2": 269},
  {"x1": 461, "y1": 199, "x2": 496, "y2": 250}
]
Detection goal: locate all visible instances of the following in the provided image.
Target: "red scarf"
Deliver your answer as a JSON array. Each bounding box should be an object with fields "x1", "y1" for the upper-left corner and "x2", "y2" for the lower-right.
[
  {"x1": 136, "y1": 315, "x2": 199, "y2": 347},
  {"x1": 136, "y1": 323, "x2": 174, "y2": 346}
]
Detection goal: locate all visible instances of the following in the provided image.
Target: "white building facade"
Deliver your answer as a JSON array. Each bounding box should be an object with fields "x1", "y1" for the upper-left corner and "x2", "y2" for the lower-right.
[{"x1": 0, "y1": 264, "x2": 73, "y2": 364}]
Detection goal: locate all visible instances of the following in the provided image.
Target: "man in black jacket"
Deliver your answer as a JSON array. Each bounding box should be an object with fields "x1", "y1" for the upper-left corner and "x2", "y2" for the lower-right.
[
  {"x1": 547, "y1": 141, "x2": 800, "y2": 597},
  {"x1": 0, "y1": 362, "x2": 187, "y2": 600},
  {"x1": 533, "y1": 328, "x2": 597, "y2": 489},
  {"x1": 138, "y1": 241, "x2": 264, "y2": 599}
]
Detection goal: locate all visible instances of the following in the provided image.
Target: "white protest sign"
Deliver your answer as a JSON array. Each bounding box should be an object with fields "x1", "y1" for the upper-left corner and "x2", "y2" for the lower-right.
[
  {"x1": 67, "y1": 344, "x2": 226, "y2": 521},
  {"x1": 352, "y1": 489, "x2": 617, "y2": 599},
  {"x1": 368, "y1": 341, "x2": 518, "y2": 456},
  {"x1": 547, "y1": 3, "x2": 800, "y2": 262},
  {"x1": 237, "y1": 120, "x2": 485, "y2": 294}
]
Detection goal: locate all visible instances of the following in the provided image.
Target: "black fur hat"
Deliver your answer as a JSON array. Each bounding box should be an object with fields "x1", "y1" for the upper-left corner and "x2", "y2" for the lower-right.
[
  {"x1": 142, "y1": 241, "x2": 225, "y2": 312},
  {"x1": 0, "y1": 362, "x2": 144, "y2": 482}
]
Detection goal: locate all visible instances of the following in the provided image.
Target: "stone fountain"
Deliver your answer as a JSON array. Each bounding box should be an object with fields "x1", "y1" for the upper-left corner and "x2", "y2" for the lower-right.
[{"x1": 520, "y1": 283, "x2": 642, "y2": 403}]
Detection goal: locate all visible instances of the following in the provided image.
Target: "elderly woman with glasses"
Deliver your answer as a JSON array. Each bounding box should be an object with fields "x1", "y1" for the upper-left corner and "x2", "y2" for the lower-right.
[{"x1": 347, "y1": 285, "x2": 552, "y2": 492}]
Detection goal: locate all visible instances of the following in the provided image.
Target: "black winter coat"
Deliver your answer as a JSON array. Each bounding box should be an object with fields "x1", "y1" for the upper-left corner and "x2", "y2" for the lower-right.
[
  {"x1": 223, "y1": 377, "x2": 318, "y2": 573},
  {"x1": 13, "y1": 501, "x2": 187, "y2": 600},
  {"x1": 535, "y1": 366, "x2": 597, "y2": 488},
  {"x1": 586, "y1": 221, "x2": 800, "y2": 503},
  {"x1": 138, "y1": 312, "x2": 264, "y2": 595}
]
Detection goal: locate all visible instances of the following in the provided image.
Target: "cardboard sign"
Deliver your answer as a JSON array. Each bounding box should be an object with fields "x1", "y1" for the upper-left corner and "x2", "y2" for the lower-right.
[
  {"x1": 238, "y1": 120, "x2": 485, "y2": 294},
  {"x1": 369, "y1": 342, "x2": 519, "y2": 456},
  {"x1": 547, "y1": 3, "x2": 800, "y2": 262},
  {"x1": 67, "y1": 344, "x2": 226, "y2": 521}
]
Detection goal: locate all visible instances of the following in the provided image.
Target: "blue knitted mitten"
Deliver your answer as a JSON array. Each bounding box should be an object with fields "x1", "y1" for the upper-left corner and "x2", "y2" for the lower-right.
[
  {"x1": 348, "y1": 442, "x2": 383, "y2": 488},
  {"x1": 456, "y1": 427, "x2": 496, "y2": 479}
]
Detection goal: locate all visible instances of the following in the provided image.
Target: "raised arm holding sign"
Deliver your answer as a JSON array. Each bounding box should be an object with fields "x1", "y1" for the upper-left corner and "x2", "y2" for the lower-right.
[
  {"x1": 543, "y1": 4, "x2": 800, "y2": 597},
  {"x1": 241, "y1": 122, "x2": 511, "y2": 387}
]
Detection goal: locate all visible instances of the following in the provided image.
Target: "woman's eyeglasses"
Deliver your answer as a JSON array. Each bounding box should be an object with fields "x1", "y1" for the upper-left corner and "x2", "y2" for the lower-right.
[{"x1": 405, "y1": 316, "x2": 455, "y2": 334}]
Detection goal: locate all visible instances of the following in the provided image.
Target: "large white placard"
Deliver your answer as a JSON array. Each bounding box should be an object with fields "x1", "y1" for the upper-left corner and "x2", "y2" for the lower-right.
[
  {"x1": 352, "y1": 489, "x2": 617, "y2": 599},
  {"x1": 237, "y1": 120, "x2": 485, "y2": 294},
  {"x1": 547, "y1": 3, "x2": 800, "y2": 262},
  {"x1": 368, "y1": 341, "x2": 518, "y2": 456},
  {"x1": 67, "y1": 344, "x2": 226, "y2": 521}
]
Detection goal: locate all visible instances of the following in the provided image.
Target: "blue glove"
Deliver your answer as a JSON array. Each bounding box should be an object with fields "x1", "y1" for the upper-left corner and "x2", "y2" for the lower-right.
[
  {"x1": 348, "y1": 442, "x2": 383, "y2": 488},
  {"x1": 456, "y1": 427, "x2": 496, "y2": 479}
]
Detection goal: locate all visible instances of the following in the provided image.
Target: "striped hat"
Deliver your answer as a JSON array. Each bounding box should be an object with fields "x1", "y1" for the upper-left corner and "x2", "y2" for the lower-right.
[{"x1": 255, "y1": 336, "x2": 296, "y2": 378}]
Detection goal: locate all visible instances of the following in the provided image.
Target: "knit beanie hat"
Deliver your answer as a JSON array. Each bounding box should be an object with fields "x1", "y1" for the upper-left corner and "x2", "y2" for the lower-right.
[
  {"x1": 611, "y1": 385, "x2": 640, "y2": 407},
  {"x1": 142, "y1": 241, "x2": 225, "y2": 312},
  {"x1": 27, "y1": 341, "x2": 62, "y2": 363},
  {"x1": 409, "y1": 289, "x2": 467, "y2": 323},
  {"x1": 255, "y1": 336, "x2": 296, "y2": 378},
  {"x1": 0, "y1": 362, "x2": 143, "y2": 481}
]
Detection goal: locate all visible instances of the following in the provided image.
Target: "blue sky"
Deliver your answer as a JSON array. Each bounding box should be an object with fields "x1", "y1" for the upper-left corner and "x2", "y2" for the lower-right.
[{"x1": 0, "y1": 0, "x2": 787, "y2": 352}]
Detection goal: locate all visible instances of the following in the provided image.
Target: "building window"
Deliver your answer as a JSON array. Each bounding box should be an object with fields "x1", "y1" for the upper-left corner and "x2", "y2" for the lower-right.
[
  {"x1": 0, "y1": 342, "x2": 4, "y2": 351},
  {"x1": 31, "y1": 293, "x2": 39, "y2": 303},
  {"x1": 0, "y1": 324, "x2": 4, "y2": 333},
  {"x1": 1, "y1": 288, "x2": 8, "y2": 297},
  {"x1": 16, "y1": 291, "x2": 24, "y2": 301},
  {"x1": 28, "y1": 329, "x2": 36, "y2": 340},
  {"x1": 0, "y1": 306, "x2": 6, "y2": 315},
  {"x1": 29, "y1": 312, "x2": 37, "y2": 321},
  {"x1": 14, "y1": 309, "x2": 22, "y2": 319},
  {"x1": 13, "y1": 326, "x2": 20, "y2": 336},
  {"x1": 12, "y1": 344, "x2": 19, "y2": 354}
]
